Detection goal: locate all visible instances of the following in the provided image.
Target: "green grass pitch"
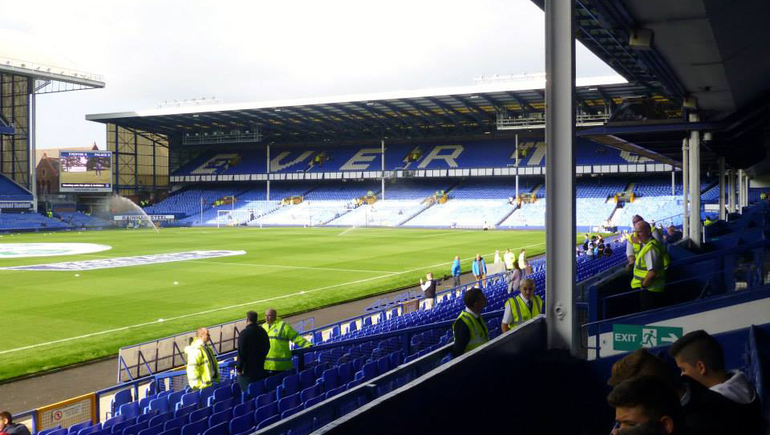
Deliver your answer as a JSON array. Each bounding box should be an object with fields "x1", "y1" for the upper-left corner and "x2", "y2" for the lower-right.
[{"x1": 0, "y1": 227, "x2": 546, "y2": 382}]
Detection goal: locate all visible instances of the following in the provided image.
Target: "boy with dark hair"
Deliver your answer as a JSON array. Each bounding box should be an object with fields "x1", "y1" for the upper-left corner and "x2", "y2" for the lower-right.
[
  {"x1": 0, "y1": 412, "x2": 31, "y2": 435},
  {"x1": 669, "y1": 330, "x2": 766, "y2": 433},
  {"x1": 607, "y1": 376, "x2": 684, "y2": 434}
]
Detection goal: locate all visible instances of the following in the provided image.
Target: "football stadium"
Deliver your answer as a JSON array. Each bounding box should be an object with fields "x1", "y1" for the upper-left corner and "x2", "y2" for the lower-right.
[{"x1": 1, "y1": 1, "x2": 770, "y2": 434}]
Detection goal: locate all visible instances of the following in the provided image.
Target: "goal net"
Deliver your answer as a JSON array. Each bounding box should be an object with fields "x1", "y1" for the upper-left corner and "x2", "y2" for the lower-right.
[{"x1": 216, "y1": 209, "x2": 256, "y2": 227}]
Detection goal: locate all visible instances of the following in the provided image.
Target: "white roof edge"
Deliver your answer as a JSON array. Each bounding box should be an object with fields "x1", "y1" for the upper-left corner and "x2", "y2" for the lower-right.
[{"x1": 86, "y1": 74, "x2": 626, "y2": 121}]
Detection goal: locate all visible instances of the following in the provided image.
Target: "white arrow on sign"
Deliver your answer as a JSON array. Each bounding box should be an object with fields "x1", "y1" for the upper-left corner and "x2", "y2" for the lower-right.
[{"x1": 660, "y1": 333, "x2": 679, "y2": 344}]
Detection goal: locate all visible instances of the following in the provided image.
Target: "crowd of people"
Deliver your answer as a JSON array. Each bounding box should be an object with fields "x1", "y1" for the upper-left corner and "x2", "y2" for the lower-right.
[
  {"x1": 184, "y1": 309, "x2": 311, "y2": 392},
  {"x1": 605, "y1": 330, "x2": 766, "y2": 434}
]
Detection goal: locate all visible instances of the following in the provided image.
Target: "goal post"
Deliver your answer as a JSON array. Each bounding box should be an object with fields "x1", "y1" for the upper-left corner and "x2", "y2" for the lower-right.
[{"x1": 216, "y1": 209, "x2": 255, "y2": 228}]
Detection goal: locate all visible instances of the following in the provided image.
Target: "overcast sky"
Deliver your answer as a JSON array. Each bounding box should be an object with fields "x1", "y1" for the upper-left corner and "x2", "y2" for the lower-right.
[{"x1": 3, "y1": 0, "x2": 616, "y2": 150}]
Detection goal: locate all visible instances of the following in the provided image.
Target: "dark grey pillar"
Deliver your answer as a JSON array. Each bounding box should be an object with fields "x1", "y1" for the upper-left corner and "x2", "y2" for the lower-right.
[{"x1": 544, "y1": 0, "x2": 576, "y2": 353}]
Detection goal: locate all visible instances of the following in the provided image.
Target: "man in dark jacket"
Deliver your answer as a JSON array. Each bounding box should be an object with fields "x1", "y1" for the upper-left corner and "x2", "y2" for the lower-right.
[
  {"x1": 0, "y1": 412, "x2": 31, "y2": 435},
  {"x1": 236, "y1": 311, "x2": 270, "y2": 391}
]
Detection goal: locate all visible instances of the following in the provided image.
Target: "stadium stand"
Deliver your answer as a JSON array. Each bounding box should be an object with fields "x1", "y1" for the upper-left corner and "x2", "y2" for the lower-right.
[
  {"x1": 0, "y1": 212, "x2": 71, "y2": 231},
  {"x1": 0, "y1": 174, "x2": 33, "y2": 201},
  {"x1": 55, "y1": 212, "x2": 113, "y2": 228},
  {"x1": 170, "y1": 139, "x2": 664, "y2": 178}
]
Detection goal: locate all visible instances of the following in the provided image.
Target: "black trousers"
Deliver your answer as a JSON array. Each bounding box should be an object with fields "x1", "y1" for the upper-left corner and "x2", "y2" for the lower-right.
[{"x1": 639, "y1": 289, "x2": 667, "y2": 311}]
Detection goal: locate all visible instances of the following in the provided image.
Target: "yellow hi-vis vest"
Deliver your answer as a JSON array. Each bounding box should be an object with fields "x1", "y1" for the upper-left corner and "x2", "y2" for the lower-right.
[
  {"x1": 452, "y1": 311, "x2": 489, "y2": 354},
  {"x1": 505, "y1": 294, "x2": 544, "y2": 328},
  {"x1": 630, "y1": 235, "x2": 642, "y2": 258},
  {"x1": 184, "y1": 338, "x2": 220, "y2": 389},
  {"x1": 631, "y1": 239, "x2": 668, "y2": 293},
  {"x1": 263, "y1": 320, "x2": 311, "y2": 371}
]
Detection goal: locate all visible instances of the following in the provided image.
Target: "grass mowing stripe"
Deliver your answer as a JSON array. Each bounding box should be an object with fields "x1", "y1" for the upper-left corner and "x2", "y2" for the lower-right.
[
  {"x1": 0, "y1": 240, "x2": 545, "y2": 356},
  {"x1": 192, "y1": 260, "x2": 395, "y2": 274},
  {"x1": 0, "y1": 228, "x2": 550, "y2": 380}
]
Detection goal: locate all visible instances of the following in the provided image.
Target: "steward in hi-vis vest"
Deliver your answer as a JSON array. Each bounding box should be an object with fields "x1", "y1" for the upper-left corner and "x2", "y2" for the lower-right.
[
  {"x1": 185, "y1": 328, "x2": 220, "y2": 389},
  {"x1": 263, "y1": 309, "x2": 311, "y2": 372},
  {"x1": 502, "y1": 278, "x2": 543, "y2": 332},
  {"x1": 451, "y1": 287, "x2": 489, "y2": 357},
  {"x1": 631, "y1": 238, "x2": 668, "y2": 293}
]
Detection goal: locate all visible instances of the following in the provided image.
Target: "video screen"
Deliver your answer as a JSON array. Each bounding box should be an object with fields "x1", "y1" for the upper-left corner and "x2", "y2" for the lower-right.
[{"x1": 59, "y1": 151, "x2": 113, "y2": 192}]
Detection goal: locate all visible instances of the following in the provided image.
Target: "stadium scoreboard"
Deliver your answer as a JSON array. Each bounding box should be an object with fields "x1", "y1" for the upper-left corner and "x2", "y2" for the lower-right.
[{"x1": 59, "y1": 151, "x2": 113, "y2": 192}]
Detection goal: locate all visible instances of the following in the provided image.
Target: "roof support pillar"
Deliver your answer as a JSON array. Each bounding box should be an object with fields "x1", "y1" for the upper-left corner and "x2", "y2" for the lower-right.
[
  {"x1": 688, "y1": 114, "x2": 702, "y2": 247},
  {"x1": 682, "y1": 139, "x2": 689, "y2": 239},
  {"x1": 718, "y1": 157, "x2": 726, "y2": 221},
  {"x1": 28, "y1": 85, "x2": 37, "y2": 212},
  {"x1": 266, "y1": 144, "x2": 271, "y2": 201},
  {"x1": 728, "y1": 168, "x2": 736, "y2": 213},
  {"x1": 544, "y1": 0, "x2": 577, "y2": 353},
  {"x1": 381, "y1": 139, "x2": 385, "y2": 201}
]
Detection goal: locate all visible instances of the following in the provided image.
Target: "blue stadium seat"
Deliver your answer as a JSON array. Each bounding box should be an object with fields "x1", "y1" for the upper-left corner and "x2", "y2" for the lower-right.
[
  {"x1": 324, "y1": 386, "x2": 346, "y2": 400},
  {"x1": 163, "y1": 416, "x2": 188, "y2": 432},
  {"x1": 207, "y1": 408, "x2": 232, "y2": 429},
  {"x1": 277, "y1": 374, "x2": 300, "y2": 399},
  {"x1": 148, "y1": 397, "x2": 169, "y2": 414},
  {"x1": 69, "y1": 421, "x2": 95, "y2": 435},
  {"x1": 110, "y1": 391, "x2": 133, "y2": 418},
  {"x1": 232, "y1": 399, "x2": 255, "y2": 418},
  {"x1": 244, "y1": 381, "x2": 264, "y2": 402},
  {"x1": 207, "y1": 387, "x2": 231, "y2": 407},
  {"x1": 102, "y1": 416, "x2": 124, "y2": 431},
  {"x1": 148, "y1": 412, "x2": 173, "y2": 429},
  {"x1": 136, "y1": 425, "x2": 163, "y2": 435},
  {"x1": 299, "y1": 384, "x2": 323, "y2": 404},
  {"x1": 303, "y1": 395, "x2": 325, "y2": 410},
  {"x1": 187, "y1": 408, "x2": 211, "y2": 426},
  {"x1": 320, "y1": 369, "x2": 339, "y2": 391},
  {"x1": 173, "y1": 405, "x2": 195, "y2": 420},
  {"x1": 118, "y1": 403, "x2": 140, "y2": 419},
  {"x1": 38, "y1": 427, "x2": 62, "y2": 435},
  {"x1": 180, "y1": 419, "x2": 208, "y2": 435},
  {"x1": 120, "y1": 421, "x2": 148, "y2": 435},
  {"x1": 255, "y1": 415, "x2": 280, "y2": 430},
  {"x1": 255, "y1": 391, "x2": 276, "y2": 408},
  {"x1": 111, "y1": 418, "x2": 137, "y2": 434},
  {"x1": 211, "y1": 398, "x2": 234, "y2": 414},
  {"x1": 277, "y1": 393, "x2": 301, "y2": 414},
  {"x1": 254, "y1": 402, "x2": 278, "y2": 426},
  {"x1": 176, "y1": 391, "x2": 199, "y2": 411},
  {"x1": 227, "y1": 413, "x2": 254, "y2": 435},
  {"x1": 201, "y1": 422, "x2": 228, "y2": 435},
  {"x1": 157, "y1": 428, "x2": 180, "y2": 435},
  {"x1": 280, "y1": 405, "x2": 304, "y2": 420}
]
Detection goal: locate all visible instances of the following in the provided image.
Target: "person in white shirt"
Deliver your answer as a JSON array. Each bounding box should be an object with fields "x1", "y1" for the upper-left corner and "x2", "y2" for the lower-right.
[
  {"x1": 518, "y1": 249, "x2": 528, "y2": 273},
  {"x1": 503, "y1": 249, "x2": 515, "y2": 271},
  {"x1": 419, "y1": 272, "x2": 437, "y2": 309},
  {"x1": 494, "y1": 250, "x2": 501, "y2": 264}
]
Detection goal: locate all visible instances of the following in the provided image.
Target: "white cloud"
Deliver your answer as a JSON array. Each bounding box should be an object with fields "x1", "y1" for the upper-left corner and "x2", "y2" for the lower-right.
[{"x1": 1, "y1": 0, "x2": 616, "y2": 149}]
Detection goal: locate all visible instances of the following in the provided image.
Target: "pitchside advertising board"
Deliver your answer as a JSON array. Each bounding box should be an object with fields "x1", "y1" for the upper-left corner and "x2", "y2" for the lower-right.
[{"x1": 59, "y1": 151, "x2": 112, "y2": 193}]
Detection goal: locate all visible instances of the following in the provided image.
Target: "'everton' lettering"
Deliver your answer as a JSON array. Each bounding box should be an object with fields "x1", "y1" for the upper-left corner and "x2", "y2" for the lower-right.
[
  {"x1": 192, "y1": 154, "x2": 239, "y2": 175},
  {"x1": 526, "y1": 142, "x2": 546, "y2": 166},
  {"x1": 417, "y1": 145, "x2": 464, "y2": 169},
  {"x1": 270, "y1": 151, "x2": 314, "y2": 172},
  {"x1": 340, "y1": 148, "x2": 381, "y2": 171},
  {"x1": 620, "y1": 151, "x2": 652, "y2": 163}
]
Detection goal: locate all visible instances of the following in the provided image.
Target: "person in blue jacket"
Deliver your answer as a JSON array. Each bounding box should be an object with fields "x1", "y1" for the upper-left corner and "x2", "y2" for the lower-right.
[
  {"x1": 451, "y1": 255, "x2": 462, "y2": 287},
  {"x1": 471, "y1": 254, "x2": 487, "y2": 286}
]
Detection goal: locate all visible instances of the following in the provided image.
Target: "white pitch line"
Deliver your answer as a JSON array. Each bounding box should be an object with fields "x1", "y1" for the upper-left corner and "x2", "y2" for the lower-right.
[
  {"x1": 192, "y1": 260, "x2": 394, "y2": 274},
  {"x1": 0, "y1": 241, "x2": 545, "y2": 355}
]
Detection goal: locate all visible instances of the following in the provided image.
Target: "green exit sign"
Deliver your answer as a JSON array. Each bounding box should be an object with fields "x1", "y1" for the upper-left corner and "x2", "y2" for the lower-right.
[{"x1": 612, "y1": 324, "x2": 684, "y2": 351}]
